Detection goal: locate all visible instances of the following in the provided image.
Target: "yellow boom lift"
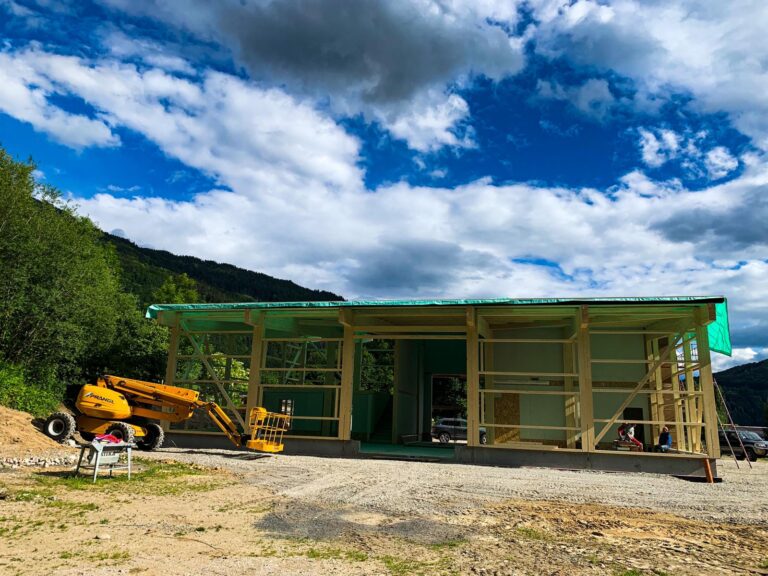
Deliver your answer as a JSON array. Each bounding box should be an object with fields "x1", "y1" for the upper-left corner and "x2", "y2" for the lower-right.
[{"x1": 43, "y1": 375, "x2": 291, "y2": 453}]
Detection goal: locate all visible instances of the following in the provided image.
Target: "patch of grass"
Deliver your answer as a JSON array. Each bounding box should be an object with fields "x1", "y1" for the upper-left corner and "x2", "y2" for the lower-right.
[
  {"x1": 8, "y1": 487, "x2": 99, "y2": 514},
  {"x1": 380, "y1": 556, "x2": 449, "y2": 576},
  {"x1": 652, "y1": 570, "x2": 671, "y2": 576},
  {"x1": 305, "y1": 547, "x2": 368, "y2": 562},
  {"x1": 514, "y1": 526, "x2": 549, "y2": 541},
  {"x1": 35, "y1": 460, "x2": 220, "y2": 496},
  {"x1": 59, "y1": 550, "x2": 130, "y2": 563},
  {"x1": 614, "y1": 570, "x2": 643, "y2": 576},
  {"x1": 759, "y1": 559, "x2": 768, "y2": 570},
  {"x1": 430, "y1": 539, "x2": 467, "y2": 550}
]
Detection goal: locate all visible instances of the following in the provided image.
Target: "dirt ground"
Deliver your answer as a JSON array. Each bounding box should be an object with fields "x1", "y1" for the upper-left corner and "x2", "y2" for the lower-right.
[{"x1": 1, "y1": 443, "x2": 768, "y2": 576}]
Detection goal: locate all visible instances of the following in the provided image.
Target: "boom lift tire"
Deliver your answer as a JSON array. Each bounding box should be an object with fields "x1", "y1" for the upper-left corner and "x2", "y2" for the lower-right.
[
  {"x1": 137, "y1": 423, "x2": 164, "y2": 451},
  {"x1": 44, "y1": 412, "x2": 76, "y2": 443},
  {"x1": 105, "y1": 421, "x2": 135, "y2": 443}
]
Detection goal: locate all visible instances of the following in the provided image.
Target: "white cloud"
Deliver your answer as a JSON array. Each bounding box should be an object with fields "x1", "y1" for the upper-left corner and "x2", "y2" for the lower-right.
[
  {"x1": 531, "y1": 0, "x2": 768, "y2": 150},
  {"x1": 537, "y1": 78, "x2": 615, "y2": 121},
  {"x1": 705, "y1": 146, "x2": 739, "y2": 180},
  {"x1": 2, "y1": 47, "x2": 361, "y2": 193},
  {"x1": 0, "y1": 51, "x2": 119, "y2": 149},
  {"x1": 637, "y1": 127, "x2": 740, "y2": 179},
  {"x1": 383, "y1": 92, "x2": 474, "y2": 152},
  {"x1": 638, "y1": 127, "x2": 680, "y2": 167},
  {"x1": 712, "y1": 347, "x2": 768, "y2": 371},
  {"x1": 101, "y1": 0, "x2": 526, "y2": 152}
]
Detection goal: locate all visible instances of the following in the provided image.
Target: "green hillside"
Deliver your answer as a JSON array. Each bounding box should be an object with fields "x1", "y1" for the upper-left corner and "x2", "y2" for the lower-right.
[
  {"x1": 714, "y1": 359, "x2": 768, "y2": 426},
  {"x1": 106, "y1": 233, "x2": 342, "y2": 307}
]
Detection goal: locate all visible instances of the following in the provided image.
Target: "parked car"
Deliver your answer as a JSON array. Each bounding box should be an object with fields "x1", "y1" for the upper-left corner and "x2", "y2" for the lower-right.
[
  {"x1": 718, "y1": 429, "x2": 768, "y2": 461},
  {"x1": 431, "y1": 418, "x2": 487, "y2": 445}
]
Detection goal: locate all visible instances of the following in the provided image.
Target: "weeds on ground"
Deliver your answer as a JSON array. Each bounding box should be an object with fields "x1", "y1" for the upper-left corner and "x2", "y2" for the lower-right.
[
  {"x1": 514, "y1": 526, "x2": 550, "y2": 541},
  {"x1": 430, "y1": 538, "x2": 467, "y2": 550},
  {"x1": 758, "y1": 558, "x2": 768, "y2": 569},
  {"x1": 34, "y1": 460, "x2": 220, "y2": 495},
  {"x1": 613, "y1": 569, "x2": 643, "y2": 576},
  {"x1": 305, "y1": 547, "x2": 368, "y2": 562}
]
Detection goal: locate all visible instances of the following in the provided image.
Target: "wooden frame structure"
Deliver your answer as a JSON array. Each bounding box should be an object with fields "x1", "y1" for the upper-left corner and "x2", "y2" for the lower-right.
[{"x1": 150, "y1": 297, "x2": 727, "y2": 468}]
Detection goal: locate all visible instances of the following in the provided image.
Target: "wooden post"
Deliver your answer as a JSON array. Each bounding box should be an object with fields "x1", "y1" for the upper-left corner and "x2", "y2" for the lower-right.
[
  {"x1": 339, "y1": 315, "x2": 356, "y2": 441},
  {"x1": 696, "y1": 325, "x2": 719, "y2": 458},
  {"x1": 466, "y1": 307, "x2": 480, "y2": 448},
  {"x1": 683, "y1": 337, "x2": 698, "y2": 452},
  {"x1": 160, "y1": 317, "x2": 181, "y2": 432},
  {"x1": 164, "y1": 318, "x2": 180, "y2": 387},
  {"x1": 577, "y1": 306, "x2": 595, "y2": 451},
  {"x1": 646, "y1": 336, "x2": 661, "y2": 443},
  {"x1": 564, "y1": 325, "x2": 578, "y2": 448},
  {"x1": 246, "y1": 312, "x2": 265, "y2": 433}
]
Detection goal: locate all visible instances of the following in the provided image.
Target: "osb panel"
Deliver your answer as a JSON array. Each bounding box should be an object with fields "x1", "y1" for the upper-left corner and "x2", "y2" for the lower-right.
[{"x1": 494, "y1": 394, "x2": 520, "y2": 442}]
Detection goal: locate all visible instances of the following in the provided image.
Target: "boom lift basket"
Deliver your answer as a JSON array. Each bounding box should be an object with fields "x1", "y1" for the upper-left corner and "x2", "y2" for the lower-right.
[{"x1": 247, "y1": 404, "x2": 292, "y2": 453}]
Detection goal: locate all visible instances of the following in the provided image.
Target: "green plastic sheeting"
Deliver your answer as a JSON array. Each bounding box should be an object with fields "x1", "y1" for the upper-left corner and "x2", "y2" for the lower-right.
[
  {"x1": 708, "y1": 300, "x2": 732, "y2": 356},
  {"x1": 146, "y1": 295, "x2": 732, "y2": 356}
]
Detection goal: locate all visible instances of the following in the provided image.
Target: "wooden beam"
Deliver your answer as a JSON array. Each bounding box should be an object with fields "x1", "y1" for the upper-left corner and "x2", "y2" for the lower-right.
[
  {"x1": 577, "y1": 315, "x2": 595, "y2": 451},
  {"x1": 593, "y1": 321, "x2": 689, "y2": 445},
  {"x1": 245, "y1": 312, "x2": 265, "y2": 432},
  {"x1": 338, "y1": 324, "x2": 356, "y2": 440},
  {"x1": 564, "y1": 332, "x2": 577, "y2": 449},
  {"x1": 339, "y1": 309, "x2": 354, "y2": 328},
  {"x1": 466, "y1": 306, "x2": 480, "y2": 447},
  {"x1": 696, "y1": 325, "x2": 719, "y2": 458}
]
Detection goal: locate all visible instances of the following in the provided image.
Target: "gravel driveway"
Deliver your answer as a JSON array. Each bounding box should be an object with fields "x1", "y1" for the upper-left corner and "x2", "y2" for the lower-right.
[{"x1": 142, "y1": 448, "x2": 768, "y2": 525}]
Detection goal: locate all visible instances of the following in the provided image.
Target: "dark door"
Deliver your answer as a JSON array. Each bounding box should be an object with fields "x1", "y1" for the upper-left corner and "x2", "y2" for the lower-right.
[{"x1": 623, "y1": 407, "x2": 645, "y2": 445}]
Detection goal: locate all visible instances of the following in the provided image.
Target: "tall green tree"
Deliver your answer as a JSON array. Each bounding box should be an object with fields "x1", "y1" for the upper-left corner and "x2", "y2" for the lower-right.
[
  {"x1": 0, "y1": 149, "x2": 121, "y2": 389},
  {"x1": 152, "y1": 273, "x2": 200, "y2": 304}
]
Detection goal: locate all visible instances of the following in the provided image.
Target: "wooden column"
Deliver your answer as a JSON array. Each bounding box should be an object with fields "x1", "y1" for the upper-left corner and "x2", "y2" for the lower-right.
[
  {"x1": 338, "y1": 310, "x2": 356, "y2": 441},
  {"x1": 577, "y1": 307, "x2": 595, "y2": 451},
  {"x1": 683, "y1": 337, "x2": 698, "y2": 452},
  {"x1": 164, "y1": 318, "x2": 180, "y2": 387},
  {"x1": 466, "y1": 306, "x2": 480, "y2": 447},
  {"x1": 696, "y1": 325, "x2": 719, "y2": 458},
  {"x1": 161, "y1": 317, "x2": 181, "y2": 432},
  {"x1": 245, "y1": 312, "x2": 265, "y2": 433},
  {"x1": 564, "y1": 331, "x2": 578, "y2": 449}
]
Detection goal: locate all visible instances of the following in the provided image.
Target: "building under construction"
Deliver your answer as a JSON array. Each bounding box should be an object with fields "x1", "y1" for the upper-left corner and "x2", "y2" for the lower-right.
[{"x1": 147, "y1": 296, "x2": 731, "y2": 478}]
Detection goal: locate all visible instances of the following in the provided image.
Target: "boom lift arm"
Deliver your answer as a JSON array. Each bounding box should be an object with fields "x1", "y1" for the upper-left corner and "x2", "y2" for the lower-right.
[{"x1": 99, "y1": 375, "x2": 247, "y2": 447}]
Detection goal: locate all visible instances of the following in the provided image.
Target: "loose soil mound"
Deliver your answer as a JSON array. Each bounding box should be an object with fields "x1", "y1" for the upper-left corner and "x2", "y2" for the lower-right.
[{"x1": 0, "y1": 405, "x2": 75, "y2": 458}]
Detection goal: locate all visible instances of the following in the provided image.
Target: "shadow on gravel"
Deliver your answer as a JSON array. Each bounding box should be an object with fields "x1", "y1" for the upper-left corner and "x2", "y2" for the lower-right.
[
  {"x1": 159, "y1": 448, "x2": 272, "y2": 461},
  {"x1": 255, "y1": 500, "x2": 467, "y2": 545}
]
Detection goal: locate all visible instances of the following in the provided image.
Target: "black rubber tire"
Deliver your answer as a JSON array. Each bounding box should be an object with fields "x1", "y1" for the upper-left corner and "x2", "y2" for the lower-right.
[
  {"x1": 479, "y1": 433, "x2": 488, "y2": 445},
  {"x1": 438, "y1": 432, "x2": 451, "y2": 444},
  {"x1": 137, "y1": 423, "x2": 165, "y2": 451},
  {"x1": 43, "y1": 412, "x2": 76, "y2": 443},
  {"x1": 105, "y1": 421, "x2": 135, "y2": 444},
  {"x1": 79, "y1": 431, "x2": 96, "y2": 442},
  {"x1": 745, "y1": 448, "x2": 757, "y2": 462},
  {"x1": 735, "y1": 453, "x2": 746, "y2": 461}
]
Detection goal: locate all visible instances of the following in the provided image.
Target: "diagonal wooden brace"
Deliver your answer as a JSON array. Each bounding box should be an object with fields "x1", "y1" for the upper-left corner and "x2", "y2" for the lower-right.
[{"x1": 592, "y1": 319, "x2": 691, "y2": 446}]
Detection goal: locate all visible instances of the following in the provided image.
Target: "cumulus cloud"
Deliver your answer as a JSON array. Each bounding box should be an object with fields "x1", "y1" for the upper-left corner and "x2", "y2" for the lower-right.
[
  {"x1": 0, "y1": 51, "x2": 119, "y2": 148},
  {"x1": 100, "y1": 0, "x2": 526, "y2": 151},
  {"x1": 705, "y1": 146, "x2": 739, "y2": 180},
  {"x1": 537, "y1": 78, "x2": 616, "y2": 121},
  {"x1": 637, "y1": 127, "x2": 740, "y2": 179},
  {"x1": 530, "y1": 0, "x2": 768, "y2": 150},
  {"x1": 1, "y1": 47, "x2": 361, "y2": 192}
]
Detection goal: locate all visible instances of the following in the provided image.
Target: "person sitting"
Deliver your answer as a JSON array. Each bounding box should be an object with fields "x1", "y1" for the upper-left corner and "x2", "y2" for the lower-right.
[
  {"x1": 655, "y1": 426, "x2": 672, "y2": 452},
  {"x1": 617, "y1": 423, "x2": 643, "y2": 450}
]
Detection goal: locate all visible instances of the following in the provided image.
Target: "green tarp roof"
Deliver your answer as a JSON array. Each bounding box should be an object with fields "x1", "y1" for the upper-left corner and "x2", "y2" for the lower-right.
[{"x1": 146, "y1": 295, "x2": 731, "y2": 356}]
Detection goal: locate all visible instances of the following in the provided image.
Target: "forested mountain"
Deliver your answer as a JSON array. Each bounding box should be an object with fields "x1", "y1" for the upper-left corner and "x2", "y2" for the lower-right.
[
  {"x1": 106, "y1": 234, "x2": 342, "y2": 308},
  {"x1": 715, "y1": 359, "x2": 768, "y2": 426}
]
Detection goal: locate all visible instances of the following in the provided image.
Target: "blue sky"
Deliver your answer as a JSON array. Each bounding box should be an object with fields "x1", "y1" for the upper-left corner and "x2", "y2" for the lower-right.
[{"x1": 1, "y1": 0, "x2": 767, "y2": 369}]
